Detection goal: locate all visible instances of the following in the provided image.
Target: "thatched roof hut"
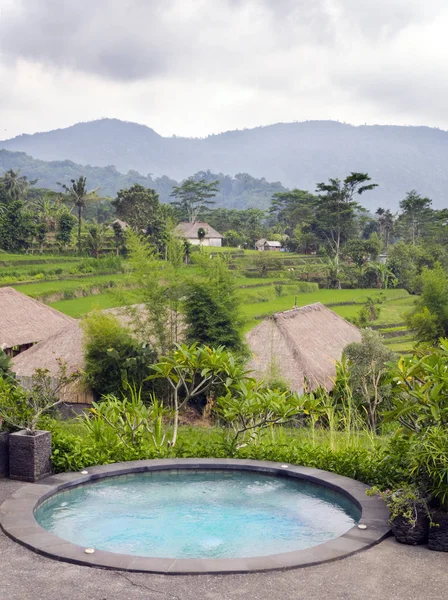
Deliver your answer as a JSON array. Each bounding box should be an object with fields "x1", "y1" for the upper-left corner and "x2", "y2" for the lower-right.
[
  {"x1": 246, "y1": 303, "x2": 361, "y2": 392},
  {"x1": 0, "y1": 287, "x2": 75, "y2": 356},
  {"x1": 11, "y1": 304, "x2": 183, "y2": 405},
  {"x1": 11, "y1": 321, "x2": 93, "y2": 404}
]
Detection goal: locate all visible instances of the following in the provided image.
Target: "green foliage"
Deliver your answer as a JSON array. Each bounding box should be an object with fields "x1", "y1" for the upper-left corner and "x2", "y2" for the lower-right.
[
  {"x1": 0, "y1": 363, "x2": 79, "y2": 433},
  {"x1": 84, "y1": 223, "x2": 110, "y2": 258},
  {"x1": 387, "y1": 339, "x2": 448, "y2": 432},
  {"x1": 0, "y1": 199, "x2": 35, "y2": 252},
  {"x1": 410, "y1": 426, "x2": 448, "y2": 511},
  {"x1": 55, "y1": 212, "x2": 76, "y2": 246},
  {"x1": 387, "y1": 241, "x2": 444, "y2": 293},
  {"x1": 314, "y1": 173, "x2": 378, "y2": 267},
  {"x1": 216, "y1": 381, "x2": 306, "y2": 449},
  {"x1": 0, "y1": 349, "x2": 15, "y2": 384},
  {"x1": 0, "y1": 377, "x2": 32, "y2": 432},
  {"x1": 170, "y1": 177, "x2": 219, "y2": 223},
  {"x1": 366, "y1": 484, "x2": 430, "y2": 525},
  {"x1": 251, "y1": 251, "x2": 282, "y2": 277},
  {"x1": 58, "y1": 176, "x2": 99, "y2": 255},
  {"x1": 397, "y1": 190, "x2": 433, "y2": 245},
  {"x1": 345, "y1": 234, "x2": 381, "y2": 267},
  {"x1": 81, "y1": 387, "x2": 169, "y2": 454},
  {"x1": 183, "y1": 257, "x2": 244, "y2": 351},
  {"x1": 150, "y1": 343, "x2": 249, "y2": 445},
  {"x1": 407, "y1": 265, "x2": 448, "y2": 343},
  {"x1": 112, "y1": 184, "x2": 172, "y2": 254},
  {"x1": 343, "y1": 329, "x2": 395, "y2": 430},
  {"x1": 82, "y1": 311, "x2": 156, "y2": 399},
  {"x1": 125, "y1": 231, "x2": 175, "y2": 352}
]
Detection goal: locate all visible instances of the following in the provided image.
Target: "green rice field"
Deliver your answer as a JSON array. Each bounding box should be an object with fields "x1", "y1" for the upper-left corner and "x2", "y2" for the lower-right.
[{"x1": 1, "y1": 251, "x2": 417, "y2": 353}]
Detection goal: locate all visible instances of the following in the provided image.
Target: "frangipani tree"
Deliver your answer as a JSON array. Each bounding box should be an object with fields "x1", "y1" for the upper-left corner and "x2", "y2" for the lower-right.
[
  {"x1": 215, "y1": 381, "x2": 307, "y2": 450},
  {"x1": 148, "y1": 343, "x2": 250, "y2": 446}
]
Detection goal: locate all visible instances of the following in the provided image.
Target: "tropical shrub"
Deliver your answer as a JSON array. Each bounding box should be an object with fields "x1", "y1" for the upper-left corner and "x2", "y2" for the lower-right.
[
  {"x1": 82, "y1": 311, "x2": 157, "y2": 399},
  {"x1": 387, "y1": 339, "x2": 448, "y2": 432},
  {"x1": 342, "y1": 328, "x2": 395, "y2": 431}
]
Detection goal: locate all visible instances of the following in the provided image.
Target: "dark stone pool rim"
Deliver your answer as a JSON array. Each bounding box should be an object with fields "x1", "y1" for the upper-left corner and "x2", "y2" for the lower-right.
[{"x1": 0, "y1": 458, "x2": 390, "y2": 574}]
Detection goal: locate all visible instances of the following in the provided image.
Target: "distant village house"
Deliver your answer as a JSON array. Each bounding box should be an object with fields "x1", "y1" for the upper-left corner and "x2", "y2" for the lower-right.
[
  {"x1": 255, "y1": 239, "x2": 282, "y2": 251},
  {"x1": 174, "y1": 222, "x2": 224, "y2": 247}
]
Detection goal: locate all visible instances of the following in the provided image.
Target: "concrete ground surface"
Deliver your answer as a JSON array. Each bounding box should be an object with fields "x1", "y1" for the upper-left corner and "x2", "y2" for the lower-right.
[{"x1": 1, "y1": 478, "x2": 447, "y2": 600}]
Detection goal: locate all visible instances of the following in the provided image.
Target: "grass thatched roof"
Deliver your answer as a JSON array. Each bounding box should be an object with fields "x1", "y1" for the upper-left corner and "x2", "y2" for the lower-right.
[
  {"x1": 0, "y1": 287, "x2": 75, "y2": 351},
  {"x1": 12, "y1": 321, "x2": 83, "y2": 378},
  {"x1": 11, "y1": 304, "x2": 183, "y2": 378},
  {"x1": 246, "y1": 302, "x2": 361, "y2": 392}
]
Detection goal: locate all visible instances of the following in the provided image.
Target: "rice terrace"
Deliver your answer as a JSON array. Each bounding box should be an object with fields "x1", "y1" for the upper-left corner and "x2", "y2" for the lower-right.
[{"x1": 1, "y1": 2, "x2": 448, "y2": 599}]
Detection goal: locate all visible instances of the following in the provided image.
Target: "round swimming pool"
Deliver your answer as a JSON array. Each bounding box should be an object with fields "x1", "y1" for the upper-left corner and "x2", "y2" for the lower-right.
[
  {"x1": 35, "y1": 469, "x2": 360, "y2": 559},
  {"x1": 0, "y1": 459, "x2": 390, "y2": 573}
]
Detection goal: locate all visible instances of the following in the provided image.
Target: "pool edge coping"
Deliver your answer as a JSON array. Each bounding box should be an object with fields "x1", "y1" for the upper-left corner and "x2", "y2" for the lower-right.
[{"x1": 0, "y1": 458, "x2": 391, "y2": 574}]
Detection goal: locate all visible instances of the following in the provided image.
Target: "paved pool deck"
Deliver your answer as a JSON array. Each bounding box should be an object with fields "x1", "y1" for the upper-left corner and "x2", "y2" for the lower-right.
[{"x1": 1, "y1": 478, "x2": 447, "y2": 600}]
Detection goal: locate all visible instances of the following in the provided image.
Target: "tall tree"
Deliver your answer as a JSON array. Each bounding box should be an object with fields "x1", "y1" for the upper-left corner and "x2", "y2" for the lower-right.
[
  {"x1": 183, "y1": 256, "x2": 244, "y2": 352},
  {"x1": 314, "y1": 173, "x2": 378, "y2": 288},
  {"x1": 398, "y1": 190, "x2": 433, "y2": 244},
  {"x1": 170, "y1": 177, "x2": 219, "y2": 223},
  {"x1": 58, "y1": 176, "x2": 98, "y2": 255},
  {"x1": 0, "y1": 169, "x2": 34, "y2": 200},
  {"x1": 112, "y1": 184, "x2": 172, "y2": 254},
  {"x1": 269, "y1": 189, "x2": 317, "y2": 233},
  {"x1": 376, "y1": 207, "x2": 395, "y2": 249}
]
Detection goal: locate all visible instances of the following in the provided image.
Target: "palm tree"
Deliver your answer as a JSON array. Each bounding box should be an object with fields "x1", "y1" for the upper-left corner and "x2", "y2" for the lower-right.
[
  {"x1": 0, "y1": 169, "x2": 33, "y2": 200},
  {"x1": 58, "y1": 177, "x2": 98, "y2": 255}
]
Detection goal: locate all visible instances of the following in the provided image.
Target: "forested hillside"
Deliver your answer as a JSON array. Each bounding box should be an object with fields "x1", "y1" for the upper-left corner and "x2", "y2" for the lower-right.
[
  {"x1": 2, "y1": 119, "x2": 448, "y2": 208},
  {"x1": 0, "y1": 150, "x2": 286, "y2": 209}
]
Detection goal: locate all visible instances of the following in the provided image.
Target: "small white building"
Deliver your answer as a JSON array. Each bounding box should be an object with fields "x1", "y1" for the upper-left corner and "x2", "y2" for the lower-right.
[
  {"x1": 255, "y1": 239, "x2": 282, "y2": 251},
  {"x1": 174, "y1": 222, "x2": 224, "y2": 247}
]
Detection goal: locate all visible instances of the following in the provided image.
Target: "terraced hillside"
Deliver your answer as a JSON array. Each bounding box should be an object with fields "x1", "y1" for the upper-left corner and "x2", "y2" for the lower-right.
[{"x1": 0, "y1": 250, "x2": 417, "y2": 353}]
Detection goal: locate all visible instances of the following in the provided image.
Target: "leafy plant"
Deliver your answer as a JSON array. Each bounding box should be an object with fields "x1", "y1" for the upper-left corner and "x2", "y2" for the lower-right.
[
  {"x1": 81, "y1": 386, "x2": 169, "y2": 453},
  {"x1": 0, "y1": 362, "x2": 79, "y2": 433},
  {"x1": 366, "y1": 484, "x2": 431, "y2": 526},
  {"x1": 386, "y1": 339, "x2": 448, "y2": 432},
  {"x1": 215, "y1": 381, "x2": 306, "y2": 449},
  {"x1": 149, "y1": 343, "x2": 250, "y2": 446},
  {"x1": 410, "y1": 426, "x2": 448, "y2": 511}
]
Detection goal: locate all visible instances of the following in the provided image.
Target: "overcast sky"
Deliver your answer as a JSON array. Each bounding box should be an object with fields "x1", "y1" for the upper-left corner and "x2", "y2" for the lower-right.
[{"x1": 0, "y1": 0, "x2": 447, "y2": 139}]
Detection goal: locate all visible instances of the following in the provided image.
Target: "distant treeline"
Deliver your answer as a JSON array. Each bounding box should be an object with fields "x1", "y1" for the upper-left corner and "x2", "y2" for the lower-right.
[{"x1": 0, "y1": 150, "x2": 286, "y2": 210}]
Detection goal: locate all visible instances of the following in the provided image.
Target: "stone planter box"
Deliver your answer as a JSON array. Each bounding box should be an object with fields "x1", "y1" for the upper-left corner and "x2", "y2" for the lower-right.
[
  {"x1": 9, "y1": 430, "x2": 52, "y2": 482},
  {"x1": 391, "y1": 511, "x2": 429, "y2": 545},
  {"x1": 428, "y1": 511, "x2": 448, "y2": 552},
  {"x1": 0, "y1": 431, "x2": 9, "y2": 478}
]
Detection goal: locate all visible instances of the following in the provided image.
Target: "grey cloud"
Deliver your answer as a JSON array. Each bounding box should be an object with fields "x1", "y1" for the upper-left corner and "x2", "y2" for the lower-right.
[
  {"x1": 0, "y1": 0, "x2": 337, "y2": 82},
  {"x1": 0, "y1": 0, "x2": 176, "y2": 80}
]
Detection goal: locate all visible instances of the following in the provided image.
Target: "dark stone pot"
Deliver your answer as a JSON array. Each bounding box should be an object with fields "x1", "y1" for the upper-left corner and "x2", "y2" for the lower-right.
[
  {"x1": 9, "y1": 430, "x2": 52, "y2": 482},
  {"x1": 0, "y1": 431, "x2": 9, "y2": 478},
  {"x1": 428, "y1": 511, "x2": 448, "y2": 552},
  {"x1": 391, "y1": 511, "x2": 429, "y2": 545}
]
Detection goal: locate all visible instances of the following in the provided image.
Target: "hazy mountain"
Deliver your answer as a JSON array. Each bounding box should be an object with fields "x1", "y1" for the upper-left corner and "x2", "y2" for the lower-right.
[
  {"x1": 2, "y1": 118, "x2": 448, "y2": 209},
  {"x1": 0, "y1": 149, "x2": 286, "y2": 210}
]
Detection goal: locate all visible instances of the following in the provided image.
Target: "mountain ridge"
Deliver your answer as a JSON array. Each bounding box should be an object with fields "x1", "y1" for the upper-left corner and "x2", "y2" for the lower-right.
[{"x1": 2, "y1": 118, "x2": 448, "y2": 209}]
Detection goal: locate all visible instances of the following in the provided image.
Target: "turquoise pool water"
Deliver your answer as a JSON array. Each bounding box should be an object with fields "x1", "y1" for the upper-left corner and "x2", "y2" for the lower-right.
[{"x1": 36, "y1": 470, "x2": 360, "y2": 559}]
